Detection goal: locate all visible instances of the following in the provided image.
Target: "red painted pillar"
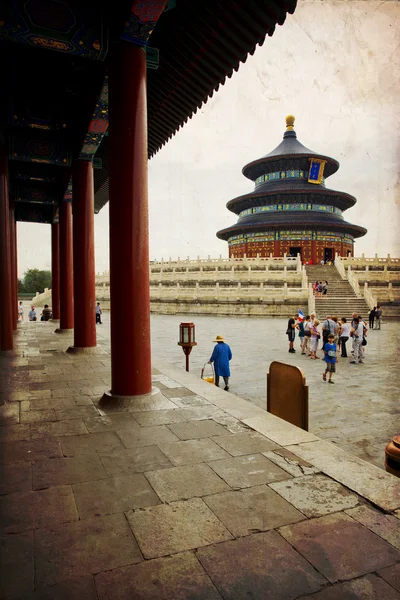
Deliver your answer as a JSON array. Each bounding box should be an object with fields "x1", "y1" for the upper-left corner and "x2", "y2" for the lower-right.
[
  {"x1": 51, "y1": 222, "x2": 60, "y2": 320},
  {"x1": 311, "y1": 240, "x2": 317, "y2": 264},
  {"x1": 58, "y1": 201, "x2": 74, "y2": 330},
  {"x1": 0, "y1": 143, "x2": 13, "y2": 350},
  {"x1": 109, "y1": 42, "x2": 151, "y2": 395},
  {"x1": 72, "y1": 160, "x2": 96, "y2": 348},
  {"x1": 9, "y1": 198, "x2": 18, "y2": 330}
]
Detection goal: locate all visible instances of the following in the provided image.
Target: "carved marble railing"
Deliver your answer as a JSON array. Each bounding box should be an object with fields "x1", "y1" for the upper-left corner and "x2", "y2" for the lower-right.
[
  {"x1": 334, "y1": 255, "x2": 346, "y2": 279},
  {"x1": 308, "y1": 283, "x2": 316, "y2": 315},
  {"x1": 347, "y1": 266, "x2": 362, "y2": 297}
]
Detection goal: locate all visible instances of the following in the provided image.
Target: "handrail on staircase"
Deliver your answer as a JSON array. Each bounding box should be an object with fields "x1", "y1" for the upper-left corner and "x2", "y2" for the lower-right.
[
  {"x1": 363, "y1": 282, "x2": 378, "y2": 310},
  {"x1": 334, "y1": 254, "x2": 346, "y2": 279},
  {"x1": 308, "y1": 283, "x2": 316, "y2": 315},
  {"x1": 347, "y1": 266, "x2": 361, "y2": 297}
]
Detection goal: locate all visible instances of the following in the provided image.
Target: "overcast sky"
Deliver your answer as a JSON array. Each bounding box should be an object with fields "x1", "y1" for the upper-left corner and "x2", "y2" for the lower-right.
[{"x1": 17, "y1": 0, "x2": 400, "y2": 277}]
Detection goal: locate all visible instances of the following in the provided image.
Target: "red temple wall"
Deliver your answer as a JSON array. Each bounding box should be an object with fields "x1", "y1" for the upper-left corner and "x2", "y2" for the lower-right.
[{"x1": 229, "y1": 239, "x2": 354, "y2": 260}]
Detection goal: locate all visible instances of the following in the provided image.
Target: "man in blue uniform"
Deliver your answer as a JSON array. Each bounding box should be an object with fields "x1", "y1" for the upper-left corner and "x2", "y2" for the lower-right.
[{"x1": 209, "y1": 335, "x2": 232, "y2": 391}]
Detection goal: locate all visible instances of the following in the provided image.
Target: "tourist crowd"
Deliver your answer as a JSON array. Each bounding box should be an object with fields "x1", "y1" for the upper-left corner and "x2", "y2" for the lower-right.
[{"x1": 286, "y1": 306, "x2": 383, "y2": 382}]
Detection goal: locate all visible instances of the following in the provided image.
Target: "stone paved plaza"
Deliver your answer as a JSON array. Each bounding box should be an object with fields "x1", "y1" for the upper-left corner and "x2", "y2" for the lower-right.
[
  {"x1": 1, "y1": 320, "x2": 400, "y2": 599},
  {"x1": 96, "y1": 313, "x2": 400, "y2": 470}
]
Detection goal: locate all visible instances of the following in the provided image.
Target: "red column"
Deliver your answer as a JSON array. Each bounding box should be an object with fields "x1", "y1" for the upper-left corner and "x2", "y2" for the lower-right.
[
  {"x1": 109, "y1": 43, "x2": 151, "y2": 395},
  {"x1": 311, "y1": 240, "x2": 317, "y2": 264},
  {"x1": 51, "y1": 222, "x2": 60, "y2": 320},
  {"x1": 0, "y1": 143, "x2": 13, "y2": 350},
  {"x1": 58, "y1": 201, "x2": 74, "y2": 330},
  {"x1": 72, "y1": 160, "x2": 96, "y2": 348},
  {"x1": 9, "y1": 198, "x2": 18, "y2": 329}
]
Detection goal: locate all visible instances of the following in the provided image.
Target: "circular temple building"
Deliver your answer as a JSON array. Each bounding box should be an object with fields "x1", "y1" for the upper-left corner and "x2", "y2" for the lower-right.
[{"x1": 217, "y1": 116, "x2": 367, "y2": 263}]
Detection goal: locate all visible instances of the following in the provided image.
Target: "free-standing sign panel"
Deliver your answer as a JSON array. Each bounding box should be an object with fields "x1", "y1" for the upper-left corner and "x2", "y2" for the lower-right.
[{"x1": 267, "y1": 361, "x2": 309, "y2": 431}]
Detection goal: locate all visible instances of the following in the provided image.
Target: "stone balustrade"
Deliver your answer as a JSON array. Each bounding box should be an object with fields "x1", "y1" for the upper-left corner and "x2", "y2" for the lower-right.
[
  {"x1": 335, "y1": 254, "x2": 400, "y2": 312},
  {"x1": 336, "y1": 254, "x2": 400, "y2": 267}
]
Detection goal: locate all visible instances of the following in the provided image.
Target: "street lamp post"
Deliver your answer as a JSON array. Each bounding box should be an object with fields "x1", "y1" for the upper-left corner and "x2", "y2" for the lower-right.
[{"x1": 178, "y1": 322, "x2": 197, "y2": 372}]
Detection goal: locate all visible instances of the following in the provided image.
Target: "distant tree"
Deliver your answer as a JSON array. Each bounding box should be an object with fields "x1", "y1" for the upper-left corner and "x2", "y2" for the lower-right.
[
  {"x1": 18, "y1": 279, "x2": 25, "y2": 293},
  {"x1": 22, "y1": 269, "x2": 51, "y2": 293}
]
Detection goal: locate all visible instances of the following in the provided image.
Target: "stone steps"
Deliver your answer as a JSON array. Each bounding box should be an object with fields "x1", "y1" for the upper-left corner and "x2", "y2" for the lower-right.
[{"x1": 306, "y1": 265, "x2": 370, "y2": 318}]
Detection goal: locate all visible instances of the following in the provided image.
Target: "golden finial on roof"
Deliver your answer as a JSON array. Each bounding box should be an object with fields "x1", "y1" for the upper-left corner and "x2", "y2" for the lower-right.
[{"x1": 286, "y1": 115, "x2": 295, "y2": 130}]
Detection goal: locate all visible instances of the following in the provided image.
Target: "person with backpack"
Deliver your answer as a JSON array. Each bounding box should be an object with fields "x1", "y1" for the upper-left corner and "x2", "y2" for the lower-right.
[
  {"x1": 350, "y1": 317, "x2": 364, "y2": 364},
  {"x1": 322, "y1": 315, "x2": 335, "y2": 350}
]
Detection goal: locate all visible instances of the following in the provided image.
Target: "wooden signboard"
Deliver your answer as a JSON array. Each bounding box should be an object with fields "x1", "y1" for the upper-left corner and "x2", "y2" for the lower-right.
[{"x1": 267, "y1": 361, "x2": 309, "y2": 431}]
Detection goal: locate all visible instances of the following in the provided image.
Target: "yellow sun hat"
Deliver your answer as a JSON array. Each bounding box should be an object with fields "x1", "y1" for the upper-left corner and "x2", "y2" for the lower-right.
[{"x1": 213, "y1": 335, "x2": 225, "y2": 342}]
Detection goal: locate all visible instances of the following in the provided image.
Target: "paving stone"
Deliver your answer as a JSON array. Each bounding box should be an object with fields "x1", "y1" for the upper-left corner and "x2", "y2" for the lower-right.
[
  {"x1": 279, "y1": 512, "x2": 400, "y2": 583},
  {"x1": 269, "y1": 474, "x2": 359, "y2": 517},
  {"x1": 168, "y1": 394, "x2": 212, "y2": 407},
  {"x1": 55, "y1": 406, "x2": 99, "y2": 421},
  {"x1": 60, "y1": 432, "x2": 124, "y2": 457},
  {"x1": 95, "y1": 551, "x2": 222, "y2": 600},
  {"x1": 212, "y1": 431, "x2": 279, "y2": 456},
  {"x1": 75, "y1": 396, "x2": 96, "y2": 406},
  {"x1": 209, "y1": 453, "x2": 290, "y2": 489},
  {"x1": 98, "y1": 446, "x2": 173, "y2": 477},
  {"x1": 162, "y1": 388, "x2": 196, "y2": 398},
  {"x1": 211, "y1": 412, "x2": 252, "y2": 434},
  {"x1": 204, "y1": 485, "x2": 305, "y2": 537},
  {"x1": 97, "y1": 396, "x2": 178, "y2": 415},
  {"x1": 378, "y1": 563, "x2": 400, "y2": 592},
  {"x1": 34, "y1": 513, "x2": 142, "y2": 587},
  {"x1": 126, "y1": 498, "x2": 232, "y2": 558},
  {"x1": 286, "y1": 440, "x2": 400, "y2": 511},
  {"x1": 29, "y1": 397, "x2": 77, "y2": 410},
  {"x1": 0, "y1": 438, "x2": 62, "y2": 464},
  {"x1": 22, "y1": 575, "x2": 98, "y2": 600},
  {"x1": 0, "y1": 423, "x2": 31, "y2": 441},
  {"x1": 20, "y1": 409, "x2": 57, "y2": 424},
  {"x1": 299, "y1": 573, "x2": 400, "y2": 599},
  {"x1": 146, "y1": 462, "x2": 230, "y2": 502},
  {"x1": 168, "y1": 419, "x2": 230, "y2": 440},
  {"x1": 32, "y1": 454, "x2": 107, "y2": 489},
  {"x1": 29, "y1": 386, "x2": 53, "y2": 396},
  {"x1": 346, "y1": 504, "x2": 400, "y2": 550},
  {"x1": 83, "y1": 413, "x2": 140, "y2": 432},
  {"x1": 0, "y1": 531, "x2": 34, "y2": 599},
  {"x1": 72, "y1": 474, "x2": 160, "y2": 519},
  {"x1": 0, "y1": 462, "x2": 32, "y2": 495},
  {"x1": 117, "y1": 425, "x2": 179, "y2": 448},
  {"x1": 30, "y1": 419, "x2": 89, "y2": 439},
  {"x1": 133, "y1": 408, "x2": 187, "y2": 426},
  {"x1": 151, "y1": 375, "x2": 183, "y2": 389},
  {"x1": 177, "y1": 406, "x2": 224, "y2": 421},
  {"x1": 159, "y1": 438, "x2": 231, "y2": 466},
  {"x1": 0, "y1": 485, "x2": 78, "y2": 533},
  {"x1": 196, "y1": 530, "x2": 326, "y2": 600},
  {"x1": 0, "y1": 402, "x2": 20, "y2": 425},
  {"x1": 243, "y1": 414, "x2": 319, "y2": 446},
  {"x1": 263, "y1": 448, "x2": 320, "y2": 477}
]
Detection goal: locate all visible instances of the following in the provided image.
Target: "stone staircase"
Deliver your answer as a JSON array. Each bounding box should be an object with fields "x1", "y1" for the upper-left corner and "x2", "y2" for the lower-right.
[{"x1": 306, "y1": 265, "x2": 370, "y2": 320}]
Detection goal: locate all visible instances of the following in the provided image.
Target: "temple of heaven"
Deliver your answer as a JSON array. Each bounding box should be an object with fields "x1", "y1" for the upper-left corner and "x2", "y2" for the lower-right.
[{"x1": 217, "y1": 115, "x2": 367, "y2": 263}]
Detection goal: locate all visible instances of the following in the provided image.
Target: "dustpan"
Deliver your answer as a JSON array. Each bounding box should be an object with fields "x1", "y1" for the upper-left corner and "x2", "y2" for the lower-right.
[{"x1": 201, "y1": 362, "x2": 215, "y2": 385}]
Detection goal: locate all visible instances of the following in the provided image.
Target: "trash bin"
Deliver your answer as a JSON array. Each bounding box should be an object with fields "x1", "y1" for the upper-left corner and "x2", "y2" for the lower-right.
[{"x1": 385, "y1": 435, "x2": 400, "y2": 478}]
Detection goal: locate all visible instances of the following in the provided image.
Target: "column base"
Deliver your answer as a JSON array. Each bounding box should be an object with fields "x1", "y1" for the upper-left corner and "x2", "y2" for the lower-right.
[
  {"x1": 66, "y1": 345, "x2": 107, "y2": 355},
  {"x1": 98, "y1": 386, "x2": 161, "y2": 411},
  {"x1": 54, "y1": 328, "x2": 73, "y2": 334},
  {"x1": 49, "y1": 318, "x2": 60, "y2": 323},
  {"x1": 0, "y1": 349, "x2": 17, "y2": 356}
]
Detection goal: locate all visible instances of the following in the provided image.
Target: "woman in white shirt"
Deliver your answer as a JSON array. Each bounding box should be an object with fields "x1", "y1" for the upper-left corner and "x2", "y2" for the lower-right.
[{"x1": 339, "y1": 317, "x2": 350, "y2": 357}]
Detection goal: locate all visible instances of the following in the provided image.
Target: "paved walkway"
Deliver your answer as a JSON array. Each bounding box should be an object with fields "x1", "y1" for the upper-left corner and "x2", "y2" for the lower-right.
[
  {"x1": 1, "y1": 322, "x2": 400, "y2": 599},
  {"x1": 96, "y1": 313, "x2": 400, "y2": 470}
]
